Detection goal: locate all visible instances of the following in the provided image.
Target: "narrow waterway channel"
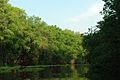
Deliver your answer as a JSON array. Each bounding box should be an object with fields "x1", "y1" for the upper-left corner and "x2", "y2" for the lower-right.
[{"x1": 0, "y1": 64, "x2": 88, "y2": 80}]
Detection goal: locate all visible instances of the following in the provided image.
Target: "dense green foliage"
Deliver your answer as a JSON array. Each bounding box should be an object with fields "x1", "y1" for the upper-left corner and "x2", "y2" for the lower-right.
[
  {"x1": 83, "y1": 0, "x2": 120, "y2": 80},
  {"x1": 1, "y1": 0, "x2": 120, "y2": 79},
  {"x1": 0, "y1": 0, "x2": 85, "y2": 66}
]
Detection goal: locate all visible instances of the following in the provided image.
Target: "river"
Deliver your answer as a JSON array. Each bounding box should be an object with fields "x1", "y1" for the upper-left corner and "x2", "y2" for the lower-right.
[{"x1": 0, "y1": 64, "x2": 88, "y2": 80}]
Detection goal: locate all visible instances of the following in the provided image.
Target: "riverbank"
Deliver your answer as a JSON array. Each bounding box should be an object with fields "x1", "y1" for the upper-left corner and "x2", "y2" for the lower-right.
[{"x1": 0, "y1": 64, "x2": 71, "y2": 73}]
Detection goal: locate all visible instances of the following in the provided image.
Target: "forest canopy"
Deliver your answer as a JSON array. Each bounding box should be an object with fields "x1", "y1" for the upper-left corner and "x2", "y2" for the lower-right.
[
  {"x1": 83, "y1": 0, "x2": 120, "y2": 80},
  {"x1": 0, "y1": 0, "x2": 85, "y2": 66},
  {"x1": 0, "y1": 0, "x2": 120, "y2": 80}
]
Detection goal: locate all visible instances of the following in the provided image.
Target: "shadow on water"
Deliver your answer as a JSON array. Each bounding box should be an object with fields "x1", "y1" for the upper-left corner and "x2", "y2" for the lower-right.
[{"x1": 0, "y1": 64, "x2": 88, "y2": 80}]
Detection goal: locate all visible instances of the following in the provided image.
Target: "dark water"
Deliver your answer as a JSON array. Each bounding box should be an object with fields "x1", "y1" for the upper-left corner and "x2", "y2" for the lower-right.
[{"x1": 0, "y1": 65, "x2": 88, "y2": 80}]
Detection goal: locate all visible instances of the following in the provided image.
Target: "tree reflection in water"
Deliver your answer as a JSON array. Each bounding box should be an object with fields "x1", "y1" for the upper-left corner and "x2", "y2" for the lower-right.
[{"x1": 0, "y1": 65, "x2": 88, "y2": 80}]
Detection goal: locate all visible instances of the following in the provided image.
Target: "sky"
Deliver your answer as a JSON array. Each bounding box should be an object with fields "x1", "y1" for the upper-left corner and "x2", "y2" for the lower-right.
[{"x1": 9, "y1": 0, "x2": 104, "y2": 33}]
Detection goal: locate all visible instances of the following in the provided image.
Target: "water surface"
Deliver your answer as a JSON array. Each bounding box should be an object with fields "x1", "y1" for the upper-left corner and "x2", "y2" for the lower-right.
[{"x1": 0, "y1": 65, "x2": 88, "y2": 80}]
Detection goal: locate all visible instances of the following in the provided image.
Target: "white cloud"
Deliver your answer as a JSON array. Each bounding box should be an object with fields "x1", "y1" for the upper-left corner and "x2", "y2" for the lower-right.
[
  {"x1": 69, "y1": 2, "x2": 104, "y2": 22},
  {"x1": 63, "y1": 2, "x2": 104, "y2": 33}
]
